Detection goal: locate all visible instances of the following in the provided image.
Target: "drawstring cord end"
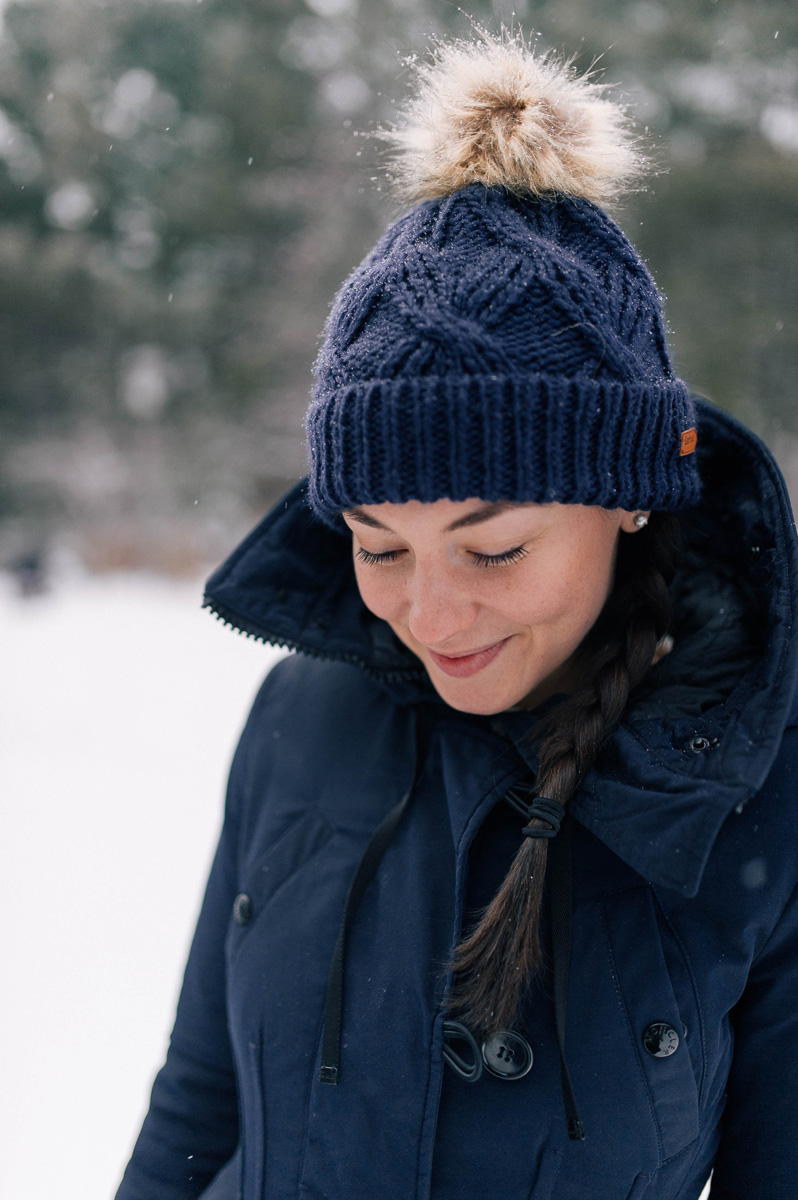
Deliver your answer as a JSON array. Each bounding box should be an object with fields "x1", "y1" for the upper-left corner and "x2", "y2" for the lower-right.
[
  {"x1": 317, "y1": 719, "x2": 421, "y2": 1091},
  {"x1": 568, "y1": 1118, "x2": 586, "y2": 1141}
]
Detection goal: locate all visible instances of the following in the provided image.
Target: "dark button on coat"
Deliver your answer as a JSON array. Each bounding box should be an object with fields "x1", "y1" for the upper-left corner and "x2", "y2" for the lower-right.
[{"x1": 116, "y1": 401, "x2": 798, "y2": 1200}]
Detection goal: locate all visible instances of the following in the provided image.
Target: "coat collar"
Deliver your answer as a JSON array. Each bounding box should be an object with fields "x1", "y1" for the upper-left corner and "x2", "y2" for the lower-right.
[{"x1": 204, "y1": 398, "x2": 798, "y2": 897}]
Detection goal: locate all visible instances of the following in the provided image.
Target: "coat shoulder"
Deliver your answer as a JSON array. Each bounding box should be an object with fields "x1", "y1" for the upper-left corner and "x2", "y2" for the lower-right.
[
  {"x1": 247, "y1": 650, "x2": 406, "y2": 736},
  {"x1": 229, "y1": 651, "x2": 417, "y2": 841}
]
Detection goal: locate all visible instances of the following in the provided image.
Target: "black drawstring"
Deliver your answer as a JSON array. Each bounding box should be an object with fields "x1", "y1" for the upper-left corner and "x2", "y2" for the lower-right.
[
  {"x1": 319, "y1": 729, "x2": 419, "y2": 1085},
  {"x1": 318, "y1": 748, "x2": 585, "y2": 1142},
  {"x1": 502, "y1": 778, "x2": 538, "y2": 819},
  {"x1": 549, "y1": 813, "x2": 585, "y2": 1140}
]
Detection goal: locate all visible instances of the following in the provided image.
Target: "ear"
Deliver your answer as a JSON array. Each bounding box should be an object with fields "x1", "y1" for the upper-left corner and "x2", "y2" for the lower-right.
[{"x1": 619, "y1": 509, "x2": 651, "y2": 534}]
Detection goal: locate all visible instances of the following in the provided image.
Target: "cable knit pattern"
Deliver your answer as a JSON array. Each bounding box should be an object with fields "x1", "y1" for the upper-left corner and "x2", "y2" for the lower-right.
[{"x1": 307, "y1": 185, "x2": 701, "y2": 523}]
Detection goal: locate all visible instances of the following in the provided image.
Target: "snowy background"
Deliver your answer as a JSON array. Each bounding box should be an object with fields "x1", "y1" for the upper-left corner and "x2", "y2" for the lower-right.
[
  {"x1": 1, "y1": 567, "x2": 711, "y2": 1199},
  {"x1": 1, "y1": 567, "x2": 284, "y2": 1199}
]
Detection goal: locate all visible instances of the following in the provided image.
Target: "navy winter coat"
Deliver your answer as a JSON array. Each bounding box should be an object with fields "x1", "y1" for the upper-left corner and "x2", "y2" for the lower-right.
[{"x1": 116, "y1": 400, "x2": 798, "y2": 1200}]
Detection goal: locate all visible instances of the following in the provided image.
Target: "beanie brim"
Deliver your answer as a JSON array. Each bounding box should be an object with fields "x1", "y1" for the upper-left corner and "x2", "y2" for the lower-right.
[{"x1": 306, "y1": 372, "x2": 701, "y2": 526}]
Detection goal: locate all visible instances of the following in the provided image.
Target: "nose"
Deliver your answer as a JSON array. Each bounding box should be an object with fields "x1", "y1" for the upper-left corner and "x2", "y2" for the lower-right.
[{"x1": 405, "y1": 560, "x2": 477, "y2": 649}]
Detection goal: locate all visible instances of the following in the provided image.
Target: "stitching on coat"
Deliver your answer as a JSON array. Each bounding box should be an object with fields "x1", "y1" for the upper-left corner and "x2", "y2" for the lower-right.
[
  {"x1": 600, "y1": 897, "x2": 663, "y2": 1163},
  {"x1": 228, "y1": 812, "x2": 336, "y2": 974},
  {"x1": 651, "y1": 886, "x2": 707, "y2": 1106},
  {"x1": 414, "y1": 1007, "x2": 444, "y2": 1200},
  {"x1": 295, "y1": 995, "x2": 329, "y2": 1197},
  {"x1": 602, "y1": 889, "x2": 701, "y2": 1166}
]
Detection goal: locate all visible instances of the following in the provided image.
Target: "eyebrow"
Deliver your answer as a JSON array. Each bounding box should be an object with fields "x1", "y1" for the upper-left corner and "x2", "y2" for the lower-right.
[{"x1": 342, "y1": 500, "x2": 524, "y2": 534}]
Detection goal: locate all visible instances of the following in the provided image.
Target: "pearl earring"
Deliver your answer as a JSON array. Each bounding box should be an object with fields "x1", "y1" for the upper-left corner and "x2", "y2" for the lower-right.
[{"x1": 634, "y1": 513, "x2": 649, "y2": 529}]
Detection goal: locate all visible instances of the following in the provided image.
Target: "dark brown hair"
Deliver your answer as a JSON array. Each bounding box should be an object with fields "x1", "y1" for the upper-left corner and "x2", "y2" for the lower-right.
[{"x1": 448, "y1": 511, "x2": 681, "y2": 1034}]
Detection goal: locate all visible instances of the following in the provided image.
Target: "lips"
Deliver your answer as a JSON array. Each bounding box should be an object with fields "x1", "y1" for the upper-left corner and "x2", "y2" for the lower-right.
[{"x1": 427, "y1": 637, "x2": 511, "y2": 678}]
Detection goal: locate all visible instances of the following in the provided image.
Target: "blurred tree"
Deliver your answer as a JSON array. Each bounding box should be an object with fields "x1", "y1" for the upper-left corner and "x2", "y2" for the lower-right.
[{"x1": 0, "y1": 0, "x2": 795, "y2": 567}]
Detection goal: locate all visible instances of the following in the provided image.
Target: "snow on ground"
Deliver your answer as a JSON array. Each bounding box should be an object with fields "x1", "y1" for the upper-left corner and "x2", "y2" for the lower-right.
[
  {"x1": 0, "y1": 568, "x2": 284, "y2": 1200},
  {"x1": 0, "y1": 568, "x2": 712, "y2": 1200}
]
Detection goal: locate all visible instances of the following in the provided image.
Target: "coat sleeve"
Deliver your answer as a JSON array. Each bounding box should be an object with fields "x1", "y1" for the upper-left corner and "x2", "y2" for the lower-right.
[
  {"x1": 115, "y1": 672, "x2": 275, "y2": 1200},
  {"x1": 709, "y1": 877, "x2": 798, "y2": 1199}
]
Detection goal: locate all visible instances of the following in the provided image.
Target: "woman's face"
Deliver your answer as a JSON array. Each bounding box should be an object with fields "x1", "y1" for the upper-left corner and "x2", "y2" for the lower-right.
[{"x1": 342, "y1": 498, "x2": 647, "y2": 715}]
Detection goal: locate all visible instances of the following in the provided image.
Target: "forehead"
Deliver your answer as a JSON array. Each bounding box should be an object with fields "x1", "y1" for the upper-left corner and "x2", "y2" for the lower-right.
[{"x1": 342, "y1": 498, "x2": 534, "y2": 535}]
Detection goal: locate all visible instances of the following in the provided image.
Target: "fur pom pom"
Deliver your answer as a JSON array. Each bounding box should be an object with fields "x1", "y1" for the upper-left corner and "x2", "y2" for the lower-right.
[{"x1": 381, "y1": 29, "x2": 646, "y2": 207}]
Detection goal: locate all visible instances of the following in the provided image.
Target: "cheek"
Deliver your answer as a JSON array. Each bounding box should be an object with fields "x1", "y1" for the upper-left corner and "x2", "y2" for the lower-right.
[
  {"x1": 352, "y1": 564, "x2": 403, "y2": 621},
  {"x1": 505, "y1": 538, "x2": 616, "y2": 632}
]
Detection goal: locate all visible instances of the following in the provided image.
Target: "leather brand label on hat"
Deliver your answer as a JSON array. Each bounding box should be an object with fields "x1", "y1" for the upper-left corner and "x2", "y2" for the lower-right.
[{"x1": 679, "y1": 428, "x2": 698, "y2": 457}]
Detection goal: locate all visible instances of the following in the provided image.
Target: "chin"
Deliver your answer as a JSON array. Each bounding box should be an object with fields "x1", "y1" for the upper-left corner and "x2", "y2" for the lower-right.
[{"x1": 427, "y1": 676, "x2": 521, "y2": 716}]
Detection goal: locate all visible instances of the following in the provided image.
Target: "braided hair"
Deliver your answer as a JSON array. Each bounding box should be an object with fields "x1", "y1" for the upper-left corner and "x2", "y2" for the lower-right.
[{"x1": 449, "y1": 511, "x2": 682, "y2": 1034}]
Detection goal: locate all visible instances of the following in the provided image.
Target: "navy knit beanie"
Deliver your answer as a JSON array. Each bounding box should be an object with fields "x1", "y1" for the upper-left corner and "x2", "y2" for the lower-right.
[{"x1": 306, "y1": 32, "x2": 701, "y2": 526}]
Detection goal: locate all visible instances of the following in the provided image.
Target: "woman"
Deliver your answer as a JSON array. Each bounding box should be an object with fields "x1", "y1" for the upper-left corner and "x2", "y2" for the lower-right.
[{"x1": 116, "y1": 31, "x2": 798, "y2": 1200}]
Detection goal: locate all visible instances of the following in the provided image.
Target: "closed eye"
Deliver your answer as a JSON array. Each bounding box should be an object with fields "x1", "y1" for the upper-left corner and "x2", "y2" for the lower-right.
[
  {"x1": 356, "y1": 548, "x2": 404, "y2": 566},
  {"x1": 355, "y1": 545, "x2": 529, "y2": 568},
  {"x1": 470, "y1": 545, "x2": 529, "y2": 568}
]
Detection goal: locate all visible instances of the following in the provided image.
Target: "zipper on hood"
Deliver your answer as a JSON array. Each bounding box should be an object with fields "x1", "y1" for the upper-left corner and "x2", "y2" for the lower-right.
[{"x1": 203, "y1": 593, "x2": 427, "y2": 687}]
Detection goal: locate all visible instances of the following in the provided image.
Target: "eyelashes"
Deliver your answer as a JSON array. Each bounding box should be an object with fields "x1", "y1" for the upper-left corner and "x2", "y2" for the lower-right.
[
  {"x1": 470, "y1": 545, "x2": 529, "y2": 568},
  {"x1": 356, "y1": 548, "x2": 403, "y2": 566},
  {"x1": 355, "y1": 546, "x2": 529, "y2": 568}
]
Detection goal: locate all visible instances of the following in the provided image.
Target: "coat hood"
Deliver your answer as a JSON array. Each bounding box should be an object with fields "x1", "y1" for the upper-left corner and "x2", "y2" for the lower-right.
[{"x1": 204, "y1": 398, "x2": 798, "y2": 898}]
